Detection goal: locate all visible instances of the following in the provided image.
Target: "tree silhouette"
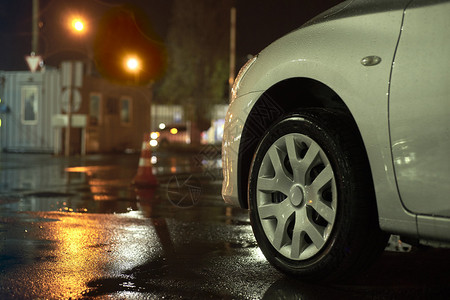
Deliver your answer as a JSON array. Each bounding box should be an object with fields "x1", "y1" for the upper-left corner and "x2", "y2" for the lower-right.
[{"x1": 157, "y1": 0, "x2": 231, "y2": 143}]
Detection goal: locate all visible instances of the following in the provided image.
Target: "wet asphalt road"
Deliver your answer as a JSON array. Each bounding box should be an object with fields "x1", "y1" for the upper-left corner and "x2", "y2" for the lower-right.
[{"x1": 1, "y1": 149, "x2": 450, "y2": 299}]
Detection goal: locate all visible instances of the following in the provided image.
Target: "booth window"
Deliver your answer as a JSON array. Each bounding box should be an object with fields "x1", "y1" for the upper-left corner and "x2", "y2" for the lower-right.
[
  {"x1": 21, "y1": 85, "x2": 38, "y2": 125},
  {"x1": 120, "y1": 97, "x2": 132, "y2": 125},
  {"x1": 89, "y1": 93, "x2": 102, "y2": 126}
]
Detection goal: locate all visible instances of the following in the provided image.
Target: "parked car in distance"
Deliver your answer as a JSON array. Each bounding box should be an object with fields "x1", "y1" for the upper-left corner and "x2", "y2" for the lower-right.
[
  {"x1": 222, "y1": 0, "x2": 450, "y2": 282},
  {"x1": 150, "y1": 124, "x2": 190, "y2": 148}
]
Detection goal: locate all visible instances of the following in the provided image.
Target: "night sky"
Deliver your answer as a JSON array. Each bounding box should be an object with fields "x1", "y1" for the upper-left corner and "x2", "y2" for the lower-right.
[{"x1": 0, "y1": 0, "x2": 342, "y2": 72}]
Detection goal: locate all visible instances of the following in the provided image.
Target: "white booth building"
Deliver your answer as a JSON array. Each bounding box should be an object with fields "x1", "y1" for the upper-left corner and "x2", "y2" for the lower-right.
[{"x1": 0, "y1": 70, "x2": 61, "y2": 153}]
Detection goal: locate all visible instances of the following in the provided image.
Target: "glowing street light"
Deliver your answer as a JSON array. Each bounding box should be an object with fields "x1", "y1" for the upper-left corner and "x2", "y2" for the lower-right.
[
  {"x1": 73, "y1": 20, "x2": 84, "y2": 31},
  {"x1": 125, "y1": 56, "x2": 140, "y2": 72},
  {"x1": 127, "y1": 58, "x2": 139, "y2": 70},
  {"x1": 71, "y1": 18, "x2": 85, "y2": 33}
]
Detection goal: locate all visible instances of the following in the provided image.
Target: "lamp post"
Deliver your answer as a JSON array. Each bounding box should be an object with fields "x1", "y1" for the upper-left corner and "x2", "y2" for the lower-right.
[
  {"x1": 64, "y1": 17, "x2": 86, "y2": 156},
  {"x1": 68, "y1": 16, "x2": 94, "y2": 75}
]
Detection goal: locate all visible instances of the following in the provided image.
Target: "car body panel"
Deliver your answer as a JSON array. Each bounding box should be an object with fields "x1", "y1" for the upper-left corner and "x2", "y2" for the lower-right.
[
  {"x1": 223, "y1": 0, "x2": 417, "y2": 233},
  {"x1": 418, "y1": 215, "x2": 450, "y2": 245},
  {"x1": 389, "y1": 0, "x2": 450, "y2": 219},
  {"x1": 222, "y1": 91, "x2": 263, "y2": 205},
  {"x1": 222, "y1": 0, "x2": 450, "y2": 242}
]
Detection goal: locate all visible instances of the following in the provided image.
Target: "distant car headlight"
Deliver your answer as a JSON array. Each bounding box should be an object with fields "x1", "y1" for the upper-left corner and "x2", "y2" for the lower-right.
[
  {"x1": 150, "y1": 132, "x2": 160, "y2": 140},
  {"x1": 230, "y1": 55, "x2": 258, "y2": 103}
]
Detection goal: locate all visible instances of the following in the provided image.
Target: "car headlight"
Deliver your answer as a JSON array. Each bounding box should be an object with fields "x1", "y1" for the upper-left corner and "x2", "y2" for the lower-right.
[
  {"x1": 230, "y1": 55, "x2": 258, "y2": 103},
  {"x1": 150, "y1": 132, "x2": 160, "y2": 140},
  {"x1": 149, "y1": 140, "x2": 158, "y2": 147}
]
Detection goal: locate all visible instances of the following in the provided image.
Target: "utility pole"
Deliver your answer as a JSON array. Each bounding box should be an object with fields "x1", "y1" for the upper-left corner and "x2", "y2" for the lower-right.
[
  {"x1": 61, "y1": 61, "x2": 83, "y2": 156},
  {"x1": 26, "y1": 0, "x2": 42, "y2": 73},
  {"x1": 229, "y1": 6, "x2": 236, "y2": 96},
  {"x1": 32, "y1": 0, "x2": 39, "y2": 54}
]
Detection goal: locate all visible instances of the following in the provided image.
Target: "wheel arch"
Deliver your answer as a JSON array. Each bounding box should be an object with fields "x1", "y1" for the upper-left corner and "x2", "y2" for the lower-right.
[{"x1": 237, "y1": 77, "x2": 370, "y2": 209}]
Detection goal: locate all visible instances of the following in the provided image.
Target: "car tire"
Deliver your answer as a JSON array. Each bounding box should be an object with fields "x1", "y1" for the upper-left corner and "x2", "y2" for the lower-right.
[{"x1": 248, "y1": 109, "x2": 388, "y2": 282}]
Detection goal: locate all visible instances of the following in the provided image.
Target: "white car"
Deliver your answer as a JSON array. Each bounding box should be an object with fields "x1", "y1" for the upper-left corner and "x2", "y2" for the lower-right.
[{"x1": 222, "y1": 0, "x2": 450, "y2": 281}]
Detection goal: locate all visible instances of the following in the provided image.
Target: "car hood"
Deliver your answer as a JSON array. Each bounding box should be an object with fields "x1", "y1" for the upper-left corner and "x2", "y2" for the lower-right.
[{"x1": 303, "y1": 0, "x2": 411, "y2": 29}]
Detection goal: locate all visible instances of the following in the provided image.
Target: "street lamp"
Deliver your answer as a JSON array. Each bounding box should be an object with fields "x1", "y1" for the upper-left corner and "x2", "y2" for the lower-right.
[
  {"x1": 124, "y1": 55, "x2": 141, "y2": 84},
  {"x1": 69, "y1": 17, "x2": 86, "y2": 34},
  {"x1": 61, "y1": 15, "x2": 87, "y2": 156},
  {"x1": 125, "y1": 56, "x2": 141, "y2": 73},
  {"x1": 72, "y1": 19, "x2": 84, "y2": 32}
]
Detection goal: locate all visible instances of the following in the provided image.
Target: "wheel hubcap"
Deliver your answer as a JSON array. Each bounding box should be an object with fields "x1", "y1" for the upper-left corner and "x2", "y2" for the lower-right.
[
  {"x1": 289, "y1": 184, "x2": 304, "y2": 207},
  {"x1": 256, "y1": 133, "x2": 337, "y2": 261}
]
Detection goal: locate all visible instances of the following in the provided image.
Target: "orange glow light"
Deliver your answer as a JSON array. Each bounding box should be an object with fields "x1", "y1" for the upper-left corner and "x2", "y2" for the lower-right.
[
  {"x1": 71, "y1": 18, "x2": 85, "y2": 33},
  {"x1": 125, "y1": 56, "x2": 140, "y2": 72}
]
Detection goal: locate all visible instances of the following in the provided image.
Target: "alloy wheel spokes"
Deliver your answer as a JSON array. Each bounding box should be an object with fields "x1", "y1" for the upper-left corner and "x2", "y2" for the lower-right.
[
  {"x1": 266, "y1": 146, "x2": 294, "y2": 195},
  {"x1": 257, "y1": 133, "x2": 337, "y2": 260}
]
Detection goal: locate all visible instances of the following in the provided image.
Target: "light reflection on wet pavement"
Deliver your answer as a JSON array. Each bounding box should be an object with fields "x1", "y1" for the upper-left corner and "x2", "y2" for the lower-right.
[{"x1": 1, "y1": 151, "x2": 450, "y2": 299}]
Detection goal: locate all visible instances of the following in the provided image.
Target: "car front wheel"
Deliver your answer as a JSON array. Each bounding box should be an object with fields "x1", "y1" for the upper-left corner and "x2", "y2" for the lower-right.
[{"x1": 248, "y1": 109, "x2": 388, "y2": 281}]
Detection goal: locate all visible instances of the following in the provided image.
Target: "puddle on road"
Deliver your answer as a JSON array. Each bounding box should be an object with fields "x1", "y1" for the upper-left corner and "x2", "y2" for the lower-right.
[
  {"x1": 0, "y1": 153, "x2": 273, "y2": 299},
  {"x1": 0, "y1": 150, "x2": 224, "y2": 218}
]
